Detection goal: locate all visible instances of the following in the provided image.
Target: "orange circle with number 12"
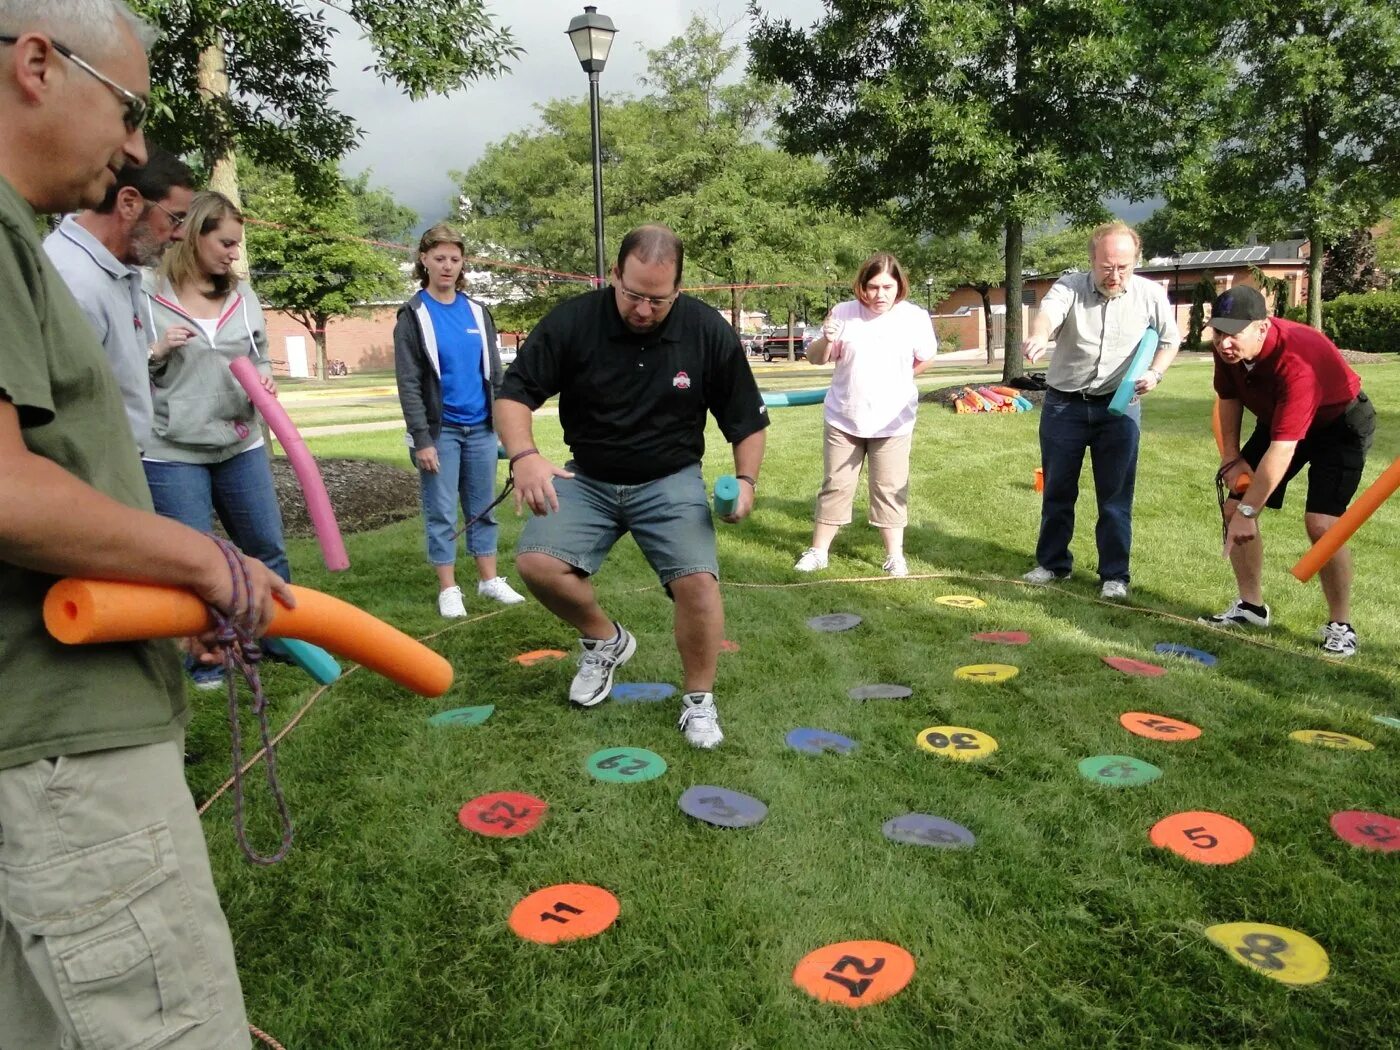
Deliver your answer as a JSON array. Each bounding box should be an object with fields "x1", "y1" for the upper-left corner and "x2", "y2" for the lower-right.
[
  {"x1": 792, "y1": 940, "x2": 915, "y2": 1007},
  {"x1": 1121, "y1": 712, "x2": 1202, "y2": 742},
  {"x1": 509, "y1": 884, "x2": 619, "y2": 944},
  {"x1": 1150, "y1": 811, "x2": 1255, "y2": 865}
]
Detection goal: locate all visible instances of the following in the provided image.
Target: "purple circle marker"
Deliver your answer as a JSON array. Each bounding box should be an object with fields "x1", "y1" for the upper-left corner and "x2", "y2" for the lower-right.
[
  {"x1": 785, "y1": 728, "x2": 858, "y2": 755},
  {"x1": 679, "y1": 786, "x2": 768, "y2": 828},
  {"x1": 882, "y1": 814, "x2": 975, "y2": 849},
  {"x1": 848, "y1": 683, "x2": 912, "y2": 701},
  {"x1": 807, "y1": 613, "x2": 862, "y2": 633}
]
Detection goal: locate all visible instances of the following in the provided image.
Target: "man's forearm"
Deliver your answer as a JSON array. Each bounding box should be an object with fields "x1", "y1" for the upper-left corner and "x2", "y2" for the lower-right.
[
  {"x1": 733, "y1": 429, "x2": 766, "y2": 479},
  {"x1": 494, "y1": 398, "x2": 538, "y2": 458}
]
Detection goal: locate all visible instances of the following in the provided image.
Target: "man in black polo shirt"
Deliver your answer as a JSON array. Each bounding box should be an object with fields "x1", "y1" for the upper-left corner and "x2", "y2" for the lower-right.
[{"x1": 497, "y1": 225, "x2": 768, "y2": 748}]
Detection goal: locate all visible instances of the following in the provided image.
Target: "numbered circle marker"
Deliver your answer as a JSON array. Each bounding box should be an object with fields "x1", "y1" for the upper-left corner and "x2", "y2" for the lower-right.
[
  {"x1": 1204, "y1": 923, "x2": 1329, "y2": 986},
  {"x1": 1120, "y1": 711, "x2": 1202, "y2": 742},
  {"x1": 917, "y1": 726, "x2": 998, "y2": 762},
  {"x1": 1373, "y1": 714, "x2": 1400, "y2": 731},
  {"x1": 935, "y1": 595, "x2": 986, "y2": 609},
  {"x1": 785, "y1": 728, "x2": 858, "y2": 756},
  {"x1": 509, "y1": 883, "x2": 619, "y2": 944},
  {"x1": 1154, "y1": 642, "x2": 1217, "y2": 667},
  {"x1": 513, "y1": 649, "x2": 567, "y2": 667},
  {"x1": 428, "y1": 704, "x2": 495, "y2": 728},
  {"x1": 1078, "y1": 755, "x2": 1162, "y2": 787},
  {"x1": 719, "y1": 639, "x2": 741, "y2": 653},
  {"x1": 611, "y1": 682, "x2": 676, "y2": 704},
  {"x1": 1330, "y1": 810, "x2": 1400, "y2": 852},
  {"x1": 457, "y1": 791, "x2": 547, "y2": 838},
  {"x1": 1150, "y1": 811, "x2": 1254, "y2": 865},
  {"x1": 882, "y1": 813, "x2": 975, "y2": 849},
  {"x1": 807, "y1": 613, "x2": 862, "y2": 633},
  {"x1": 954, "y1": 663, "x2": 1019, "y2": 684},
  {"x1": 1102, "y1": 656, "x2": 1167, "y2": 678},
  {"x1": 585, "y1": 747, "x2": 667, "y2": 783},
  {"x1": 848, "y1": 683, "x2": 913, "y2": 701},
  {"x1": 678, "y1": 786, "x2": 768, "y2": 828},
  {"x1": 973, "y1": 631, "x2": 1030, "y2": 646},
  {"x1": 792, "y1": 940, "x2": 916, "y2": 1007},
  {"x1": 1289, "y1": 730, "x2": 1374, "y2": 751}
]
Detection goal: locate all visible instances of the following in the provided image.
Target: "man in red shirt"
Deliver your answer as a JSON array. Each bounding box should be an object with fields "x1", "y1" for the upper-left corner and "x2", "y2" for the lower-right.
[{"x1": 1199, "y1": 286, "x2": 1375, "y2": 656}]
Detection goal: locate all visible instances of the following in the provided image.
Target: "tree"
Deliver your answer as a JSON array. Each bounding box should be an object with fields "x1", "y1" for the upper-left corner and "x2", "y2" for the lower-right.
[
  {"x1": 750, "y1": 1, "x2": 1222, "y2": 381},
  {"x1": 1137, "y1": 202, "x2": 1244, "y2": 259},
  {"x1": 1322, "y1": 228, "x2": 1390, "y2": 299}
]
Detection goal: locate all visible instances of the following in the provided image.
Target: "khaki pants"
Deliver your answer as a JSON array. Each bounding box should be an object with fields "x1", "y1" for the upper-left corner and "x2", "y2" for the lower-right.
[
  {"x1": 814, "y1": 424, "x2": 913, "y2": 528},
  {"x1": 0, "y1": 739, "x2": 250, "y2": 1050}
]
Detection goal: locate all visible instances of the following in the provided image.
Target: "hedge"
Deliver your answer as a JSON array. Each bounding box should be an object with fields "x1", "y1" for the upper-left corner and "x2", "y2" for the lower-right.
[{"x1": 1284, "y1": 292, "x2": 1400, "y2": 353}]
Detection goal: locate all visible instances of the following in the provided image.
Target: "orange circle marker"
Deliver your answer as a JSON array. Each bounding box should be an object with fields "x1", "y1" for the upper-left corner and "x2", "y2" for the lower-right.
[
  {"x1": 720, "y1": 639, "x2": 740, "y2": 653},
  {"x1": 508, "y1": 883, "x2": 619, "y2": 944},
  {"x1": 1120, "y1": 712, "x2": 1202, "y2": 742},
  {"x1": 792, "y1": 940, "x2": 915, "y2": 1007},
  {"x1": 1150, "y1": 811, "x2": 1255, "y2": 865},
  {"x1": 1103, "y1": 656, "x2": 1167, "y2": 677},
  {"x1": 513, "y1": 649, "x2": 567, "y2": 667}
]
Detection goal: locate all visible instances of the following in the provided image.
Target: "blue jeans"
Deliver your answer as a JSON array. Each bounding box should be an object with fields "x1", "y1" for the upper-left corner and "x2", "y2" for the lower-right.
[
  {"x1": 417, "y1": 423, "x2": 501, "y2": 564},
  {"x1": 1035, "y1": 390, "x2": 1141, "y2": 583},
  {"x1": 144, "y1": 447, "x2": 291, "y2": 582}
]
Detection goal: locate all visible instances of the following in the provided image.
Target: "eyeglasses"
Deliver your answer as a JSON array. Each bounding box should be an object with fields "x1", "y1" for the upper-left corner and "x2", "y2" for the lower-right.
[
  {"x1": 1095, "y1": 263, "x2": 1134, "y2": 275},
  {"x1": 616, "y1": 282, "x2": 679, "y2": 309},
  {"x1": 145, "y1": 199, "x2": 186, "y2": 228},
  {"x1": 0, "y1": 34, "x2": 148, "y2": 132}
]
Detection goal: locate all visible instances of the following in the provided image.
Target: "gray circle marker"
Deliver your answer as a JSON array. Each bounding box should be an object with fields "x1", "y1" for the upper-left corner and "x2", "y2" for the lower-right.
[
  {"x1": 882, "y1": 813, "x2": 975, "y2": 849},
  {"x1": 848, "y1": 683, "x2": 913, "y2": 701},
  {"x1": 679, "y1": 786, "x2": 768, "y2": 828},
  {"x1": 807, "y1": 613, "x2": 862, "y2": 633},
  {"x1": 785, "y1": 728, "x2": 858, "y2": 755}
]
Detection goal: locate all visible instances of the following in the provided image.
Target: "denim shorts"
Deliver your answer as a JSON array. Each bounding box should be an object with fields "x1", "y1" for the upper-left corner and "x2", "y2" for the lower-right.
[{"x1": 517, "y1": 462, "x2": 718, "y2": 586}]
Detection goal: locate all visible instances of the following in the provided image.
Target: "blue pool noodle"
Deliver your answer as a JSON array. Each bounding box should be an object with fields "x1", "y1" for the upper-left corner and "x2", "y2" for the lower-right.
[{"x1": 1109, "y1": 329, "x2": 1159, "y2": 416}]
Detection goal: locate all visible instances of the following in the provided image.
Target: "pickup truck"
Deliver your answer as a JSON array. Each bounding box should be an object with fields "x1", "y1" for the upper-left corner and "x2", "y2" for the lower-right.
[{"x1": 756, "y1": 327, "x2": 819, "y2": 362}]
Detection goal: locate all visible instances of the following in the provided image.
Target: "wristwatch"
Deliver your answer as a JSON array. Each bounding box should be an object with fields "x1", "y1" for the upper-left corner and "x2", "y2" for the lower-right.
[
  {"x1": 1146, "y1": 368, "x2": 1163, "y2": 384},
  {"x1": 1237, "y1": 504, "x2": 1258, "y2": 519}
]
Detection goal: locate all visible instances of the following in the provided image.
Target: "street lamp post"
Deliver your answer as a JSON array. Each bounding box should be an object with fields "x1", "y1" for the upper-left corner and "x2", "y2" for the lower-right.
[
  {"x1": 566, "y1": 5, "x2": 617, "y2": 288},
  {"x1": 925, "y1": 276, "x2": 934, "y2": 312}
]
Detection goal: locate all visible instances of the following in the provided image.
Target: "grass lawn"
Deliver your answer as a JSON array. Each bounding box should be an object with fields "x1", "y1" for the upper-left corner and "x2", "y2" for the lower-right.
[{"x1": 193, "y1": 362, "x2": 1400, "y2": 1049}]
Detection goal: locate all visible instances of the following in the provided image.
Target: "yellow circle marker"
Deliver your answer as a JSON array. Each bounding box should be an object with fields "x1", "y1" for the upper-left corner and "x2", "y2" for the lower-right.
[
  {"x1": 1204, "y1": 922, "x2": 1329, "y2": 986},
  {"x1": 916, "y1": 726, "x2": 998, "y2": 761},
  {"x1": 953, "y1": 663, "x2": 1019, "y2": 684},
  {"x1": 1289, "y1": 730, "x2": 1374, "y2": 751},
  {"x1": 935, "y1": 595, "x2": 986, "y2": 609}
]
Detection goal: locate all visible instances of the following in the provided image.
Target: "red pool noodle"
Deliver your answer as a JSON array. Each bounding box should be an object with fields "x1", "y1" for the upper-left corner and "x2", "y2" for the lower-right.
[{"x1": 229, "y1": 357, "x2": 349, "y2": 571}]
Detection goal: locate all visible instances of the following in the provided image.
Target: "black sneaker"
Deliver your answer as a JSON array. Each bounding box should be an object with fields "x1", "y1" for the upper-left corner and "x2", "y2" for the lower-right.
[
  {"x1": 1320, "y1": 621, "x2": 1357, "y2": 658},
  {"x1": 1198, "y1": 599, "x2": 1271, "y2": 628}
]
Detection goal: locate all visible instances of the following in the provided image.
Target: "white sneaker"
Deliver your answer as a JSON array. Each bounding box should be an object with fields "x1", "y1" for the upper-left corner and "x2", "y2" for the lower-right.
[
  {"x1": 678, "y1": 692, "x2": 724, "y2": 749},
  {"x1": 569, "y1": 624, "x2": 636, "y2": 707},
  {"x1": 1022, "y1": 566, "x2": 1067, "y2": 585},
  {"x1": 794, "y1": 547, "x2": 829, "y2": 572},
  {"x1": 478, "y1": 576, "x2": 526, "y2": 605},
  {"x1": 438, "y1": 585, "x2": 467, "y2": 618},
  {"x1": 1198, "y1": 599, "x2": 1271, "y2": 628},
  {"x1": 1100, "y1": 579, "x2": 1129, "y2": 601},
  {"x1": 883, "y1": 553, "x2": 909, "y2": 577},
  {"x1": 1321, "y1": 621, "x2": 1357, "y2": 658}
]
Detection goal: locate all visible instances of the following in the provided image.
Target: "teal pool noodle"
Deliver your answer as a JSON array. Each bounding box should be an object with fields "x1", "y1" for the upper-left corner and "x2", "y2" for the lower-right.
[
  {"x1": 1109, "y1": 329, "x2": 1159, "y2": 416},
  {"x1": 276, "y1": 637, "x2": 342, "y2": 686},
  {"x1": 761, "y1": 388, "x2": 828, "y2": 407},
  {"x1": 713, "y1": 474, "x2": 740, "y2": 516}
]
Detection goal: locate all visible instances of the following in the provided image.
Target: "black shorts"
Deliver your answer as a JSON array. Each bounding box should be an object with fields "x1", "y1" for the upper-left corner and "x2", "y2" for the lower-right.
[{"x1": 1239, "y1": 392, "x2": 1375, "y2": 517}]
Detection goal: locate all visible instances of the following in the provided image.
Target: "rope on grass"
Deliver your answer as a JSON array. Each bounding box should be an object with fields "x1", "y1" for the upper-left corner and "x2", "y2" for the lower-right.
[{"x1": 249, "y1": 1024, "x2": 287, "y2": 1049}]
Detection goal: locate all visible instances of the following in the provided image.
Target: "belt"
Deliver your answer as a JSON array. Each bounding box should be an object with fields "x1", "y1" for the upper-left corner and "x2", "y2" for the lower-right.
[{"x1": 1049, "y1": 386, "x2": 1115, "y2": 403}]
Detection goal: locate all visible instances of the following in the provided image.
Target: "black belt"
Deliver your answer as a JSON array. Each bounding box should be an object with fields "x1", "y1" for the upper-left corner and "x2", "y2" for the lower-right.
[{"x1": 1049, "y1": 386, "x2": 1115, "y2": 403}]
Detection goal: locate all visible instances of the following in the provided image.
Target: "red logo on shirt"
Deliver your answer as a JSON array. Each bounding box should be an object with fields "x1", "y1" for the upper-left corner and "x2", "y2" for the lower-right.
[{"x1": 672, "y1": 371, "x2": 691, "y2": 390}]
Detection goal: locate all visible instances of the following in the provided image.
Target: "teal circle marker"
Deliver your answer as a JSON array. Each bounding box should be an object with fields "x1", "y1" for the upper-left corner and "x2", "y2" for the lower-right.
[
  {"x1": 1373, "y1": 715, "x2": 1400, "y2": 731},
  {"x1": 428, "y1": 704, "x2": 495, "y2": 728},
  {"x1": 1078, "y1": 754, "x2": 1162, "y2": 787},
  {"x1": 585, "y1": 747, "x2": 667, "y2": 783}
]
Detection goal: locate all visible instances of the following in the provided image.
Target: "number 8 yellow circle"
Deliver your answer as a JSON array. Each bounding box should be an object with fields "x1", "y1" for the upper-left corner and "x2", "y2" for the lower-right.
[{"x1": 1205, "y1": 922, "x2": 1329, "y2": 985}]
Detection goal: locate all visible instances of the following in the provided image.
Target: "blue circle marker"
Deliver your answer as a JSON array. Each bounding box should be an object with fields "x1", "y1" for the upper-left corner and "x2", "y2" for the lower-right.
[
  {"x1": 427, "y1": 704, "x2": 495, "y2": 727},
  {"x1": 785, "y1": 728, "x2": 858, "y2": 756},
  {"x1": 882, "y1": 813, "x2": 975, "y2": 849},
  {"x1": 1154, "y1": 642, "x2": 1217, "y2": 667},
  {"x1": 611, "y1": 682, "x2": 677, "y2": 704},
  {"x1": 679, "y1": 786, "x2": 768, "y2": 828},
  {"x1": 808, "y1": 612, "x2": 862, "y2": 633}
]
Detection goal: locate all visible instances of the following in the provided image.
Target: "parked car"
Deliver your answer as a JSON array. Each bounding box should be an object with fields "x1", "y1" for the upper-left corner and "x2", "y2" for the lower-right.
[{"x1": 759, "y1": 326, "x2": 821, "y2": 362}]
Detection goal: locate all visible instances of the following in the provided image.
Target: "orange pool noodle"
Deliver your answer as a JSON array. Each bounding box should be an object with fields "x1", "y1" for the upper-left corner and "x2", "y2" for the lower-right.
[
  {"x1": 1212, "y1": 399, "x2": 1251, "y2": 495},
  {"x1": 45, "y1": 579, "x2": 452, "y2": 697},
  {"x1": 1292, "y1": 454, "x2": 1400, "y2": 582}
]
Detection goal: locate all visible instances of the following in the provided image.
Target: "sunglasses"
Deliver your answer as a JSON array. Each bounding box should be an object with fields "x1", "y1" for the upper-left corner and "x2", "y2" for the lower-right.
[{"x1": 0, "y1": 34, "x2": 148, "y2": 132}]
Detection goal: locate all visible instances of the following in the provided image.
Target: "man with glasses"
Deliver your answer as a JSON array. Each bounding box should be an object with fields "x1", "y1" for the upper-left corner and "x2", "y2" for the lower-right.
[
  {"x1": 1021, "y1": 221, "x2": 1180, "y2": 600},
  {"x1": 45, "y1": 145, "x2": 194, "y2": 451},
  {"x1": 497, "y1": 224, "x2": 768, "y2": 749},
  {"x1": 1, "y1": 4, "x2": 285, "y2": 1047}
]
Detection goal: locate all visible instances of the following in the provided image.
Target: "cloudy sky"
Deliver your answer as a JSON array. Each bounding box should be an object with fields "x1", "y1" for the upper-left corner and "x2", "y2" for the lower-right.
[{"x1": 327, "y1": 1, "x2": 824, "y2": 231}]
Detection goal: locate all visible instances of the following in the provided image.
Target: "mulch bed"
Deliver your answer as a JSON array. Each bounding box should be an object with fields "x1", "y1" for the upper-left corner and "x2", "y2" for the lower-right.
[{"x1": 271, "y1": 457, "x2": 420, "y2": 537}]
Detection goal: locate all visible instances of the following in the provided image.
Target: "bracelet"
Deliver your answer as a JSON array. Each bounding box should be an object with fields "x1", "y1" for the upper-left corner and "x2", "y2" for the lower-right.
[
  {"x1": 508, "y1": 448, "x2": 540, "y2": 468},
  {"x1": 736, "y1": 474, "x2": 757, "y2": 491}
]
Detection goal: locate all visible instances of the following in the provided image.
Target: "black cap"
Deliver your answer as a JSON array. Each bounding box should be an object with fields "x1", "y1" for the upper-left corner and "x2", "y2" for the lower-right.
[{"x1": 1209, "y1": 286, "x2": 1268, "y2": 335}]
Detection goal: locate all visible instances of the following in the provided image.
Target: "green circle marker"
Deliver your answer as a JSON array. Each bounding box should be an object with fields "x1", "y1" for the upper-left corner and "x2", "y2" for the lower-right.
[
  {"x1": 1078, "y1": 754, "x2": 1162, "y2": 787},
  {"x1": 585, "y1": 747, "x2": 667, "y2": 783},
  {"x1": 427, "y1": 704, "x2": 495, "y2": 728}
]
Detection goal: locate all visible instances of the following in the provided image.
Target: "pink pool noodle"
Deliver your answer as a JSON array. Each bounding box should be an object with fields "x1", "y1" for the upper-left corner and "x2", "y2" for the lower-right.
[{"x1": 229, "y1": 357, "x2": 349, "y2": 571}]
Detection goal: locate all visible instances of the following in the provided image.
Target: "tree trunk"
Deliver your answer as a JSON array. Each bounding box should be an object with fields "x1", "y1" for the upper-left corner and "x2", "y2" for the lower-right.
[
  {"x1": 787, "y1": 311, "x2": 796, "y2": 362},
  {"x1": 312, "y1": 317, "x2": 329, "y2": 381},
  {"x1": 1002, "y1": 220, "x2": 1025, "y2": 382},
  {"x1": 197, "y1": 41, "x2": 249, "y2": 280},
  {"x1": 977, "y1": 284, "x2": 994, "y2": 364},
  {"x1": 1307, "y1": 231, "x2": 1324, "y2": 330},
  {"x1": 730, "y1": 284, "x2": 741, "y2": 331}
]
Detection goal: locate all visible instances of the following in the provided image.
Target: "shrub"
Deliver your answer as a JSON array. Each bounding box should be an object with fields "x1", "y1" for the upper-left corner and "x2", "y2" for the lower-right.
[{"x1": 1286, "y1": 292, "x2": 1400, "y2": 353}]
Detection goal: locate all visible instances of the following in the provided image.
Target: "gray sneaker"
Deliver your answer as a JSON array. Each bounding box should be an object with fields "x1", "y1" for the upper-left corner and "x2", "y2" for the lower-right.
[
  {"x1": 569, "y1": 624, "x2": 636, "y2": 707},
  {"x1": 1022, "y1": 566, "x2": 1068, "y2": 585},
  {"x1": 1320, "y1": 621, "x2": 1357, "y2": 658}
]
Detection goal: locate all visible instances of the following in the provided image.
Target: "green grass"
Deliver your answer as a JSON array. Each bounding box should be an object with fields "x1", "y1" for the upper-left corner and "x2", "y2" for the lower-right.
[{"x1": 195, "y1": 363, "x2": 1400, "y2": 1049}]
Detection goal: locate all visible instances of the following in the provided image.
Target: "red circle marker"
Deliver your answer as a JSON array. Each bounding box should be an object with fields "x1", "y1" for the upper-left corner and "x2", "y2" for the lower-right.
[
  {"x1": 1120, "y1": 711, "x2": 1202, "y2": 742},
  {"x1": 792, "y1": 940, "x2": 915, "y2": 1007},
  {"x1": 458, "y1": 791, "x2": 547, "y2": 838},
  {"x1": 1330, "y1": 810, "x2": 1400, "y2": 852},
  {"x1": 1150, "y1": 811, "x2": 1254, "y2": 865},
  {"x1": 973, "y1": 631, "x2": 1030, "y2": 646},
  {"x1": 513, "y1": 649, "x2": 567, "y2": 667},
  {"x1": 720, "y1": 639, "x2": 740, "y2": 653},
  {"x1": 509, "y1": 884, "x2": 619, "y2": 944},
  {"x1": 1102, "y1": 655, "x2": 1167, "y2": 677}
]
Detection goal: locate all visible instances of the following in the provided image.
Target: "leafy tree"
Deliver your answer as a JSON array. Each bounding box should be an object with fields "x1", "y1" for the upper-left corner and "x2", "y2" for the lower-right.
[
  {"x1": 1322, "y1": 227, "x2": 1390, "y2": 299},
  {"x1": 1186, "y1": 270, "x2": 1217, "y2": 351},
  {"x1": 1137, "y1": 202, "x2": 1243, "y2": 259},
  {"x1": 749, "y1": 1, "x2": 1222, "y2": 381}
]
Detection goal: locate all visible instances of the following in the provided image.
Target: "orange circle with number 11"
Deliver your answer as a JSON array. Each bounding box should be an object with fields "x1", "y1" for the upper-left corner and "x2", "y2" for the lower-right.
[
  {"x1": 509, "y1": 884, "x2": 619, "y2": 944},
  {"x1": 792, "y1": 940, "x2": 915, "y2": 1007},
  {"x1": 1150, "y1": 811, "x2": 1255, "y2": 865}
]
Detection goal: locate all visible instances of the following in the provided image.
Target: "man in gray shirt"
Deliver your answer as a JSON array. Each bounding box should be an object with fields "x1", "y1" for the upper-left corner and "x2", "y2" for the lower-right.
[
  {"x1": 1021, "y1": 221, "x2": 1180, "y2": 600},
  {"x1": 44, "y1": 145, "x2": 193, "y2": 451}
]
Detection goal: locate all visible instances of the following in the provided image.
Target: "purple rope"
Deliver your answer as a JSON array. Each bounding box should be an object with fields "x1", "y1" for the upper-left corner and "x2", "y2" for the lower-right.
[{"x1": 210, "y1": 537, "x2": 294, "y2": 865}]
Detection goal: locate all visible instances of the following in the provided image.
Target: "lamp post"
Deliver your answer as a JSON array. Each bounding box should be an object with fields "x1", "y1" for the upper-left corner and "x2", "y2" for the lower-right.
[
  {"x1": 566, "y1": 5, "x2": 617, "y2": 288},
  {"x1": 925, "y1": 276, "x2": 934, "y2": 312}
]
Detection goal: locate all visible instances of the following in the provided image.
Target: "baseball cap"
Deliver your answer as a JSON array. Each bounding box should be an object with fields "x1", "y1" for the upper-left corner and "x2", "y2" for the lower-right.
[{"x1": 1209, "y1": 286, "x2": 1268, "y2": 335}]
